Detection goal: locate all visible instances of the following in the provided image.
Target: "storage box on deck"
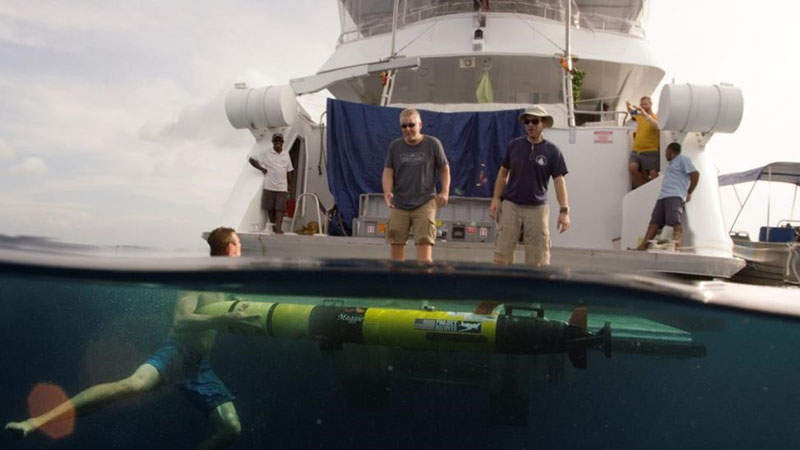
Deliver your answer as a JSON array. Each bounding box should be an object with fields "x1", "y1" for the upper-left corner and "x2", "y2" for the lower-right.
[
  {"x1": 759, "y1": 226, "x2": 796, "y2": 243},
  {"x1": 352, "y1": 194, "x2": 495, "y2": 242}
]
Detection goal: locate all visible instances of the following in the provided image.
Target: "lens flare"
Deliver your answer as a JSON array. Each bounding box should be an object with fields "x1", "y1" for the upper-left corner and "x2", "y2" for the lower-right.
[{"x1": 27, "y1": 383, "x2": 74, "y2": 439}]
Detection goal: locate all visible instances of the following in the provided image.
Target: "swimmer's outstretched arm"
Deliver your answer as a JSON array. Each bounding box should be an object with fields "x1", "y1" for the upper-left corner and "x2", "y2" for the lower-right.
[{"x1": 172, "y1": 291, "x2": 259, "y2": 332}]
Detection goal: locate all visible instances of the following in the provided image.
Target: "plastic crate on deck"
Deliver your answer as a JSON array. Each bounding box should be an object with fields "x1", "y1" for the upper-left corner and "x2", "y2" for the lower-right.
[{"x1": 353, "y1": 194, "x2": 495, "y2": 242}]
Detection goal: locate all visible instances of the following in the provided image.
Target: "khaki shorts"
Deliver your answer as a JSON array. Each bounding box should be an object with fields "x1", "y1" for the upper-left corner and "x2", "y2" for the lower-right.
[
  {"x1": 494, "y1": 200, "x2": 550, "y2": 266},
  {"x1": 386, "y1": 198, "x2": 437, "y2": 245}
]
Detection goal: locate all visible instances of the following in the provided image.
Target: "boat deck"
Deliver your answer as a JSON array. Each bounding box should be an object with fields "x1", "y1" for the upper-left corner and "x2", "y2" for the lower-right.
[{"x1": 239, "y1": 232, "x2": 745, "y2": 280}]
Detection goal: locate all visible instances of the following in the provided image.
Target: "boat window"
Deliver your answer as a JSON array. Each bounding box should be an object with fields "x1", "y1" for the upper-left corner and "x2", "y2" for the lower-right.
[{"x1": 337, "y1": 0, "x2": 646, "y2": 44}]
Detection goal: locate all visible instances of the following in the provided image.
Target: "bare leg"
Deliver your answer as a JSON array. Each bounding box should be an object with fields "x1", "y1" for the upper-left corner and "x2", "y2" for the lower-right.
[
  {"x1": 646, "y1": 169, "x2": 659, "y2": 183},
  {"x1": 635, "y1": 224, "x2": 660, "y2": 250},
  {"x1": 198, "y1": 402, "x2": 241, "y2": 450},
  {"x1": 390, "y1": 244, "x2": 406, "y2": 262},
  {"x1": 274, "y1": 211, "x2": 285, "y2": 234},
  {"x1": 416, "y1": 244, "x2": 433, "y2": 263},
  {"x1": 629, "y1": 162, "x2": 644, "y2": 189},
  {"x1": 5, "y1": 364, "x2": 159, "y2": 440},
  {"x1": 672, "y1": 225, "x2": 683, "y2": 247},
  {"x1": 268, "y1": 210, "x2": 276, "y2": 232}
]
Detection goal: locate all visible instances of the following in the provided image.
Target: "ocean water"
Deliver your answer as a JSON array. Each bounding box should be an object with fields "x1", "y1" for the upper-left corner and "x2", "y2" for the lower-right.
[{"x1": 1, "y1": 255, "x2": 799, "y2": 449}]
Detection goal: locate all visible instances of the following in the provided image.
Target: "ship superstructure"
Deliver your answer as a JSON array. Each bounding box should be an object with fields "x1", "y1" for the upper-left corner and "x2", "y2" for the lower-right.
[{"x1": 220, "y1": 0, "x2": 744, "y2": 278}]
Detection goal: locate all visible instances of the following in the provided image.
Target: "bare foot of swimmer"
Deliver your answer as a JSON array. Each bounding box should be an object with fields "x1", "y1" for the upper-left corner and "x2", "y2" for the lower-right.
[{"x1": 5, "y1": 420, "x2": 36, "y2": 440}]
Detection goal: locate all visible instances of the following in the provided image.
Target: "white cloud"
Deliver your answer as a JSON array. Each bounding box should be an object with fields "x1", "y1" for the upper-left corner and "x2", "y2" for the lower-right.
[
  {"x1": 0, "y1": 1, "x2": 344, "y2": 248},
  {"x1": 233, "y1": 68, "x2": 278, "y2": 89},
  {"x1": 0, "y1": 193, "x2": 213, "y2": 249},
  {"x1": 0, "y1": 138, "x2": 14, "y2": 160},
  {"x1": 0, "y1": 77, "x2": 187, "y2": 156},
  {"x1": 0, "y1": 2, "x2": 138, "y2": 35},
  {"x1": 140, "y1": 89, "x2": 251, "y2": 148},
  {"x1": 11, "y1": 156, "x2": 48, "y2": 175}
]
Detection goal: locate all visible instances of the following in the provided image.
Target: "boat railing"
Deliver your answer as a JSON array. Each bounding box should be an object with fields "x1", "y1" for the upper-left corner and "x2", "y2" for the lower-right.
[
  {"x1": 574, "y1": 10, "x2": 645, "y2": 37},
  {"x1": 574, "y1": 109, "x2": 628, "y2": 126},
  {"x1": 338, "y1": 0, "x2": 644, "y2": 45},
  {"x1": 289, "y1": 193, "x2": 327, "y2": 236}
]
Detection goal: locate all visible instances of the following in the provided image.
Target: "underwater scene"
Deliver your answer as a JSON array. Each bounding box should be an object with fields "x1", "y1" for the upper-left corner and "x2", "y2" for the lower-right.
[{"x1": 1, "y1": 257, "x2": 799, "y2": 449}]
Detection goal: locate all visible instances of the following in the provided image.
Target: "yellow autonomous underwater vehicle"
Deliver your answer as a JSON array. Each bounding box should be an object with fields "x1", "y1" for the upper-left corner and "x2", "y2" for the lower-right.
[{"x1": 198, "y1": 301, "x2": 612, "y2": 368}]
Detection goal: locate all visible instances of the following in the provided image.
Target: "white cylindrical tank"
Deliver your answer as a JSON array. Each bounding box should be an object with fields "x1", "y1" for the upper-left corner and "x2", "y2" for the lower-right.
[
  {"x1": 225, "y1": 85, "x2": 298, "y2": 130},
  {"x1": 658, "y1": 84, "x2": 743, "y2": 134}
]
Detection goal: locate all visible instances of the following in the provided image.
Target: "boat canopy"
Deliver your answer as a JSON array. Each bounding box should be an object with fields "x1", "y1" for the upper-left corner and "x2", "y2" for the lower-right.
[{"x1": 718, "y1": 162, "x2": 800, "y2": 187}]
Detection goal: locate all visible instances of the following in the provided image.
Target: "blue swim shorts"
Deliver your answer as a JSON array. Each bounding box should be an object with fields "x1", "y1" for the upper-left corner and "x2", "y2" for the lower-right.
[{"x1": 145, "y1": 338, "x2": 235, "y2": 414}]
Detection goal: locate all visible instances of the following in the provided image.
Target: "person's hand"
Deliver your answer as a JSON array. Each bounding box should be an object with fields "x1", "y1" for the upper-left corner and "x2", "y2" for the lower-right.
[
  {"x1": 435, "y1": 192, "x2": 449, "y2": 207},
  {"x1": 489, "y1": 198, "x2": 500, "y2": 220},
  {"x1": 230, "y1": 310, "x2": 261, "y2": 321},
  {"x1": 686, "y1": 193, "x2": 692, "y2": 203},
  {"x1": 225, "y1": 310, "x2": 263, "y2": 335},
  {"x1": 558, "y1": 211, "x2": 570, "y2": 233},
  {"x1": 384, "y1": 192, "x2": 394, "y2": 208},
  {"x1": 223, "y1": 302, "x2": 263, "y2": 334}
]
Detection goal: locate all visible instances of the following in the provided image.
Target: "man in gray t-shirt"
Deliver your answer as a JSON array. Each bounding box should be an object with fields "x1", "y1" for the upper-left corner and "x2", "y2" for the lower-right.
[{"x1": 382, "y1": 108, "x2": 450, "y2": 263}]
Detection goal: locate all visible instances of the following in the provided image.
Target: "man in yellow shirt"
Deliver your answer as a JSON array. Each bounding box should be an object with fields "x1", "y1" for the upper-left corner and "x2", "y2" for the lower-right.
[{"x1": 626, "y1": 96, "x2": 659, "y2": 189}]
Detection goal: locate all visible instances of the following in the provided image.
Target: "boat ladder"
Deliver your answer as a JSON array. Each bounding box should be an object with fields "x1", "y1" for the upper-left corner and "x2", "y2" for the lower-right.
[{"x1": 289, "y1": 193, "x2": 326, "y2": 236}]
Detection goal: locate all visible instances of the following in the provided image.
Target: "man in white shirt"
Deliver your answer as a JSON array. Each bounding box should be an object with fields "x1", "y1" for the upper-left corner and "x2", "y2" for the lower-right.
[{"x1": 249, "y1": 133, "x2": 295, "y2": 234}]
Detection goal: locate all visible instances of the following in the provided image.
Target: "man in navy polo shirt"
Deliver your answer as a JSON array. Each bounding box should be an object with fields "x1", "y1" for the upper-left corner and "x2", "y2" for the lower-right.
[{"x1": 489, "y1": 105, "x2": 570, "y2": 266}]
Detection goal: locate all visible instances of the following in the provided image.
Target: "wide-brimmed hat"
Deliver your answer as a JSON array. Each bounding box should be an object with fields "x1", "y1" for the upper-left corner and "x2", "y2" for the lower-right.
[
  {"x1": 271, "y1": 133, "x2": 284, "y2": 143},
  {"x1": 518, "y1": 105, "x2": 554, "y2": 128}
]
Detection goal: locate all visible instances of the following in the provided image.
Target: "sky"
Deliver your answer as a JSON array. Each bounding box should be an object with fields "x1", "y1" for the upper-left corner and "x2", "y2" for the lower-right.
[{"x1": 0, "y1": 0, "x2": 798, "y2": 250}]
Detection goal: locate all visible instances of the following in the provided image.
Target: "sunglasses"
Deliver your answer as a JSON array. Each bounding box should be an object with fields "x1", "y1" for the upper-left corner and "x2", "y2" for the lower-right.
[
  {"x1": 523, "y1": 118, "x2": 542, "y2": 125},
  {"x1": 401, "y1": 122, "x2": 417, "y2": 129}
]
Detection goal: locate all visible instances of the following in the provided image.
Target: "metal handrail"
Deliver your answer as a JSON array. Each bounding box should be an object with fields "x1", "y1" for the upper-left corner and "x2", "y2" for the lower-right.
[
  {"x1": 289, "y1": 193, "x2": 326, "y2": 236},
  {"x1": 573, "y1": 109, "x2": 628, "y2": 125},
  {"x1": 575, "y1": 95, "x2": 621, "y2": 104},
  {"x1": 573, "y1": 110, "x2": 627, "y2": 115}
]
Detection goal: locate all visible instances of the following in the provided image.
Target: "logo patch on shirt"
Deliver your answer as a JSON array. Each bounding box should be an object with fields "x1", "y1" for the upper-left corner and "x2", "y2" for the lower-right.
[
  {"x1": 399, "y1": 152, "x2": 425, "y2": 165},
  {"x1": 535, "y1": 155, "x2": 547, "y2": 166}
]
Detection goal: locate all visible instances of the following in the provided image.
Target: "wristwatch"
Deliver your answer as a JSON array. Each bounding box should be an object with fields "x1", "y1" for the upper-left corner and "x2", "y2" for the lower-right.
[{"x1": 559, "y1": 206, "x2": 570, "y2": 214}]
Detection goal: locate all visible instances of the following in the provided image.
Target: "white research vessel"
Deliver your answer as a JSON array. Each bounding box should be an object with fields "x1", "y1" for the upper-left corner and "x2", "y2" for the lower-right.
[{"x1": 218, "y1": 0, "x2": 745, "y2": 279}]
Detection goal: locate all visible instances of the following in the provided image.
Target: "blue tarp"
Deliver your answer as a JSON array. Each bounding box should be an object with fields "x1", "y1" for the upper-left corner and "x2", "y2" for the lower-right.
[{"x1": 326, "y1": 99, "x2": 523, "y2": 235}]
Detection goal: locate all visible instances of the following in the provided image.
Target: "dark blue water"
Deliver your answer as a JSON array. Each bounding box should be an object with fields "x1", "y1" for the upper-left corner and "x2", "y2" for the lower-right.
[{"x1": 1, "y1": 257, "x2": 799, "y2": 449}]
